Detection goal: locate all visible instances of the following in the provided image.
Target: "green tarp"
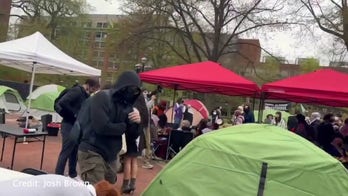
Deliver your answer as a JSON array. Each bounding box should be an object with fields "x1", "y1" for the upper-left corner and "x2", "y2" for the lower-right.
[{"x1": 143, "y1": 124, "x2": 348, "y2": 196}]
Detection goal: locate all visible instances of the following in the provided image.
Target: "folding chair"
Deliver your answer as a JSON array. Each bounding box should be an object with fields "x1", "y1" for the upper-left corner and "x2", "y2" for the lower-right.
[
  {"x1": 166, "y1": 130, "x2": 194, "y2": 160},
  {"x1": 152, "y1": 137, "x2": 168, "y2": 160}
]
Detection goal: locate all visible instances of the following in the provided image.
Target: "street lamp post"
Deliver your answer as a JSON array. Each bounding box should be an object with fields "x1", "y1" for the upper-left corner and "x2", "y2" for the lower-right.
[
  {"x1": 135, "y1": 57, "x2": 149, "y2": 74},
  {"x1": 134, "y1": 57, "x2": 153, "y2": 165}
]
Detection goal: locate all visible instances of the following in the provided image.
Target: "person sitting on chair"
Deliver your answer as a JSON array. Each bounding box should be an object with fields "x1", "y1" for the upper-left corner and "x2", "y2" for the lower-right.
[
  {"x1": 178, "y1": 120, "x2": 192, "y2": 132},
  {"x1": 201, "y1": 121, "x2": 214, "y2": 134}
]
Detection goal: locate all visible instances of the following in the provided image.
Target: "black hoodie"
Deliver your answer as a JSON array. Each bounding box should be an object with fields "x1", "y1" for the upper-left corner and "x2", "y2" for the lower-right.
[{"x1": 78, "y1": 71, "x2": 141, "y2": 162}]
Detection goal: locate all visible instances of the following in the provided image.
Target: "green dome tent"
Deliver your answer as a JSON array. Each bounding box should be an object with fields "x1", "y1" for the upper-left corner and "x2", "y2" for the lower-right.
[
  {"x1": 26, "y1": 84, "x2": 65, "y2": 121},
  {"x1": 0, "y1": 85, "x2": 26, "y2": 113},
  {"x1": 143, "y1": 124, "x2": 348, "y2": 196},
  {"x1": 30, "y1": 91, "x2": 61, "y2": 112}
]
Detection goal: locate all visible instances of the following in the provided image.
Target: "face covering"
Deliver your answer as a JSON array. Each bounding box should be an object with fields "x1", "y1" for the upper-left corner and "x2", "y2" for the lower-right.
[{"x1": 118, "y1": 86, "x2": 140, "y2": 105}]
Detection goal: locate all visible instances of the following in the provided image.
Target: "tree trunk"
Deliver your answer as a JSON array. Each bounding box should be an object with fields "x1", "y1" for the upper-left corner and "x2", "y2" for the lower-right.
[
  {"x1": 343, "y1": 5, "x2": 348, "y2": 51},
  {"x1": 0, "y1": 0, "x2": 11, "y2": 41}
]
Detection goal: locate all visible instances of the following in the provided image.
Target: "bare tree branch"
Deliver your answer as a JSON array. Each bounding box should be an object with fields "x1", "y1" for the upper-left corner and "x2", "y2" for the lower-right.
[
  {"x1": 300, "y1": 0, "x2": 343, "y2": 38},
  {"x1": 330, "y1": 0, "x2": 342, "y2": 9}
]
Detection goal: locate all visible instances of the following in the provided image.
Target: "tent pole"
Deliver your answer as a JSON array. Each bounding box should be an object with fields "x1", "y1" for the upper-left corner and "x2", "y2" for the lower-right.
[
  {"x1": 258, "y1": 92, "x2": 265, "y2": 123},
  {"x1": 252, "y1": 95, "x2": 256, "y2": 111},
  {"x1": 171, "y1": 86, "x2": 177, "y2": 126},
  {"x1": 25, "y1": 62, "x2": 37, "y2": 130}
]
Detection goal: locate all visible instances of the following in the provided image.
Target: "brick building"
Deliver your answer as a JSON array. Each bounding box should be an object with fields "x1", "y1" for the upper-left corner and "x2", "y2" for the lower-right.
[{"x1": 220, "y1": 39, "x2": 261, "y2": 77}]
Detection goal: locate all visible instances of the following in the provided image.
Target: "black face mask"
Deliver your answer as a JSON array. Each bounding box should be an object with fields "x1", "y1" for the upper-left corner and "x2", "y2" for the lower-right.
[{"x1": 118, "y1": 86, "x2": 140, "y2": 105}]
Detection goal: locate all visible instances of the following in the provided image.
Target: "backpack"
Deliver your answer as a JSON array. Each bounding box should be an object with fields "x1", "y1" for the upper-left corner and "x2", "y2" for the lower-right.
[
  {"x1": 54, "y1": 84, "x2": 80, "y2": 118},
  {"x1": 69, "y1": 90, "x2": 113, "y2": 145},
  {"x1": 54, "y1": 88, "x2": 70, "y2": 117},
  {"x1": 69, "y1": 97, "x2": 92, "y2": 145}
]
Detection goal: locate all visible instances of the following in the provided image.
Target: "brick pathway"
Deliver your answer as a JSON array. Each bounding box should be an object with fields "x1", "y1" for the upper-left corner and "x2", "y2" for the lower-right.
[{"x1": 0, "y1": 114, "x2": 165, "y2": 195}]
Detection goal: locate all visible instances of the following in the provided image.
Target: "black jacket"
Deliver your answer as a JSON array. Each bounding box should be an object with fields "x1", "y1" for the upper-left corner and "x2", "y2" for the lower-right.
[
  {"x1": 317, "y1": 122, "x2": 335, "y2": 146},
  {"x1": 287, "y1": 115, "x2": 298, "y2": 131},
  {"x1": 243, "y1": 111, "x2": 255, "y2": 123},
  {"x1": 79, "y1": 71, "x2": 141, "y2": 162},
  {"x1": 57, "y1": 85, "x2": 89, "y2": 124}
]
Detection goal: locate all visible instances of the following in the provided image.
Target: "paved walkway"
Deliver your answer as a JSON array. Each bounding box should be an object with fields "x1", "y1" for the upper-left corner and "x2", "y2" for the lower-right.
[{"x1": 0, "y1": 114, "x2": 165, "y2": 195}]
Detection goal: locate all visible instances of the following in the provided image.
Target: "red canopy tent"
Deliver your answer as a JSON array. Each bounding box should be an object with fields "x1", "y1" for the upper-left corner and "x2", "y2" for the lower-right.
[
  {"x1": 139, "y1": 61, "x2": 260, "y2": 97},
  {"x1": 261, "y1": 68, "x2": 348, "y2": 107}
]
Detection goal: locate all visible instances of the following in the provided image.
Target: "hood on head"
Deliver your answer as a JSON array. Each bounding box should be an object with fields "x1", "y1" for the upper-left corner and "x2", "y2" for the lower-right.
[{"x1": 112, "y1": 71, "x2": 141, "y2": 94}]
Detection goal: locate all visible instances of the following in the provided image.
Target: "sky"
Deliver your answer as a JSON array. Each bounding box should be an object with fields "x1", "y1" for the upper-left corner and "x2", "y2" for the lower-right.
[
  {"x1": 85, "y1": 0, "x2": 336, "y2": 66},
  {"x1": 9, "y1": 0, "x2": 338, "y2": 66},
  {"x1": 87, "y1": 0, "x2": 121, "y2": 15}
]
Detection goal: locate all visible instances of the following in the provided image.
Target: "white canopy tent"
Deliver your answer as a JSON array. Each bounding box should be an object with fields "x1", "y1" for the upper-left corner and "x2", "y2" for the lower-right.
[
  {"x1": 0, "y1": 31, "x2": 101, "y2": 127},
  {"x1": 0, "y1": 31, "x2": 101, "y2": 75}
]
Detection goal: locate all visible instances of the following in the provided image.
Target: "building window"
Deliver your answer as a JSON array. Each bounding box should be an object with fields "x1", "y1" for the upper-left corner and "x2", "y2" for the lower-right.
[
  {"x1": 83, "y1": 22, "x2": 92, "y2": 28},
  {"x1": 96, "y1": 22, "x2": 103, "y2": 28},
  {"x1": 92, "y1": 60, "x2": 104, "y2": 68},
  {"x1": 96, "y1": 22, "x2": 108, "y2": 28},
  {"x1": 93, "y1": 50, "x2": 105, "y2": 58},
  {"x1": 96, "y1": 42, "x2": 105, "y2": 48},
  {"x1": 95, "y1": 32, "x2": 107, "y2": 40},
  {"x1": 83, "y1": 32, "x2": 91, "y2": 39},
  {"x1": 109, "y1": 61, "x2": 119, "y2": 70}
]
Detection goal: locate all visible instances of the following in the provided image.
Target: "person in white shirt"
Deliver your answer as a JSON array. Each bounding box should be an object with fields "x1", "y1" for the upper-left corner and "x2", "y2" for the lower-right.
[{"x1": 272, "y1": 111, "x2": 287, "y2": 129}]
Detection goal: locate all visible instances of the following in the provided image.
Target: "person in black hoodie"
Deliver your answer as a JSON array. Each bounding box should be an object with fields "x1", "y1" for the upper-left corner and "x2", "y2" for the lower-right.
[
  {"x1": 122, "y1": 93, "x2": 149, "y2": 193},
  {"x1": 55, "y1": 78, "x2": 100, "y2": 178},
  {"x1": 78, "y1": 71, "x2": 142, "y2": 185}
]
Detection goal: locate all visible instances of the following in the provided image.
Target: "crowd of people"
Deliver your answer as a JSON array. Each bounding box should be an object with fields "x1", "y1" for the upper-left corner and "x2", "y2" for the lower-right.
[
  {"x1": 229, "y1": 106, "x2": 348, "y2": 162},
  {"x1": 29, "y1": 71, "x2": 348, "y2": 195},
  {"x1": 170, "y1": 101, "x2": 348, "y2": 164}
]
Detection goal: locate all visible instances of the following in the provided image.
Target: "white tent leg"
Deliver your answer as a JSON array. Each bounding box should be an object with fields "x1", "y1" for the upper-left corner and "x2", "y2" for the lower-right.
[{"x1": 24, "y1": 62, "x2": 37, "y2": 142}]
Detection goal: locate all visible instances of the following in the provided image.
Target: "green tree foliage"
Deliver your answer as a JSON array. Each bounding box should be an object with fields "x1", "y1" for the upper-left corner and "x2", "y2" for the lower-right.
[
  {"x1": 12, "y1": 0, "x2": 88, "y2": 40},
  {"x1": 106, "y1": 14, "x2": 186, "y2": 71},
  {"x1": 299, "y1": 58, "x2": 319, "y2": 74},
  {"x1": 0, "y1": 65, "x2": 28, "y2": 82},
  {"x1": 7, "y1": 1, "x2": 92, "y2": 86},
  {"x1": 256, "y1": 56, "x2": 281, "y2": 84}
]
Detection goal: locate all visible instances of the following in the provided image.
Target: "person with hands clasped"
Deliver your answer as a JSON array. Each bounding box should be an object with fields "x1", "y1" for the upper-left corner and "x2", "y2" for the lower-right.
[
  {"x1": 122, "y1": 94, "x2": 149, "y2": 194},
  {"x1": 77, "y1": 71, "x2": 142, "y2": 185}
]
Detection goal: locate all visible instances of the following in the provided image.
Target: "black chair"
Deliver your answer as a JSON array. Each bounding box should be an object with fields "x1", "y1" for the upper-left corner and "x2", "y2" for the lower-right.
[
  {"x1": 166, "y1": 130, "x2": 194, "y2": 160},
  {"x1": 21, "y1": 168, "x2": 47, "y2": 175},
  {"x1": 0, "y1": 108, "x2": 5, "y2": 124},
  {"x1": 41, "y1": 114, "x2": 52, "y2": 132}
]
